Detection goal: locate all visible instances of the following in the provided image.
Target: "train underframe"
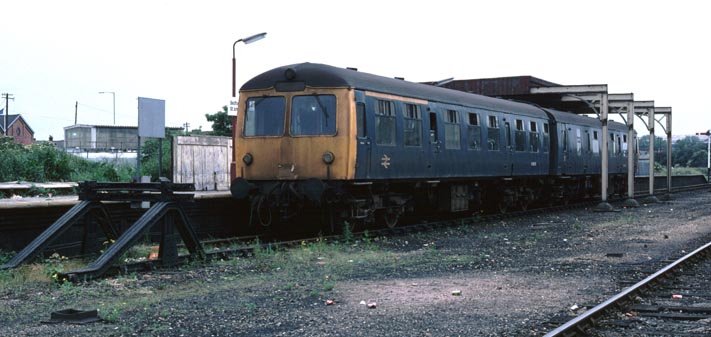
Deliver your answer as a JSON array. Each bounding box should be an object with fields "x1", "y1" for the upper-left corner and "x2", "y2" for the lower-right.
[{"x1": 233, "y1": 174, "x2": 628, "y2": 232}]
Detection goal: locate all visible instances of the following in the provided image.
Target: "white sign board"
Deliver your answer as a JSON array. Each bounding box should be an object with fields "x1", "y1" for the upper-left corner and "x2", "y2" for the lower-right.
[
  {"x1": 228, "y1": 97, "x2": 239, "y2": 116},
  {"x1": 138, "y1": 97, "x2": 165, "y2": 138}
]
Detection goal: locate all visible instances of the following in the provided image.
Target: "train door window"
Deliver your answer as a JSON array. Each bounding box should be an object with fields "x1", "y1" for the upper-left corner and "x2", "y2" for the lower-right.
[
  {"x1": 586, "y1": 131, "x2": 591, "y2": 153},
  {"x1": 429, "y1": 112, "x2": 438, "y2": 144},
  {"x1": 529, "y1": 121, "x2": 539, "y2": 152},
  {"x1": 622, "y1": 134, "x2": 628, "y2": 156},
  {"x1": 514, "y1": 119, "x2": 525, "y2": 151},
  {"x1": 356, "y1": 103, "x2": 366, "y2": 138},
  {"x1": 444, "y1": 109, "x2": 461, "y2": 149},
  {"x1": 562, "y1": 129, "x2": 568, "y2": 151},
  {"x1": 291, "y1": 95, "x2": 337, "y2": 136},
  {"x1": 505, "y1": 122, "x2": 512, "y2": 149},
  {"x1": 609, "y1": 133, "x2": 616, "y2": 154},
  {"x1": 467, "y1": 112, "x2": 481, "y2": 150},
  {"x1": 592, "y1": 131, "x2": 600, "y2": 154},
  {"x1": 543, "y1": 123, "x2": 550, "y2": 152},
  {"x1": 375, "y1": 99, "x2": 396, "y2": 145},
  {"x1": 487, "y1": 115, "x2": 499, "y2": 151},
  {"x1": 617, "y1": 134, "x2": 622, "y2": 155},
  {"x1": 575, "y1": 128, "x2": 582, "y2": 154},
  {"x1": 403, "y1": 103, "x2": 422, "y2": 147},
  {"x1": 244, "y1": 96, "x2": 286, "y2": 137}
]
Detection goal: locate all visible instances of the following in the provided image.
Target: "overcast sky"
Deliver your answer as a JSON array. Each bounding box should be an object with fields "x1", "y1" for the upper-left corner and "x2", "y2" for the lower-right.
[{"x1": 1, "y1": 1, "x2": 709, "y2": 141}]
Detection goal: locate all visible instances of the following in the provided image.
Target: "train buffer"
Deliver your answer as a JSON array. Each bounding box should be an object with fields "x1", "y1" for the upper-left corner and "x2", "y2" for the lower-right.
[{"x1": 0, "y1": 179, "x2": 205, "y2": 281}]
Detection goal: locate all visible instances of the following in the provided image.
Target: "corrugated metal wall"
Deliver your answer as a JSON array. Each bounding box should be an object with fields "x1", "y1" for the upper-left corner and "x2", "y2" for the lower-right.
[{"x1": 172, "y1": 136, "x2": 232, "y2": 191}]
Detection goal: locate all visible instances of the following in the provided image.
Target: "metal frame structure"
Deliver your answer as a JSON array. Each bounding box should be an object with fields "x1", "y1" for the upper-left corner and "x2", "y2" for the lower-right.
[{"x1": 527, "y1": 86, "x2": 673, "y2": 210}]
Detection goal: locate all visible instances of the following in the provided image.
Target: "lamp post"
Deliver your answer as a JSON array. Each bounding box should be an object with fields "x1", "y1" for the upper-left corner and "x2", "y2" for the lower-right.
[
  {"x1": 696, "y1": 130, "x2": 711, "y2": 182},
  {"x1": 99, "y1": 91, "x2": 116, "y2": 125},
  {"x1": 230, "y1": 32, "x2": 266, "y2": 182},
  {"x1": 232, "y1": 32, "x2": 267, "y2": 97}
]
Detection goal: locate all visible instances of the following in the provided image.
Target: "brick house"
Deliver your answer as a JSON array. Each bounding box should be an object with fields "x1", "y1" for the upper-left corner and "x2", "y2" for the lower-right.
[{"x1": 0, "y1": 113, "x2": 35, "y2": 145}]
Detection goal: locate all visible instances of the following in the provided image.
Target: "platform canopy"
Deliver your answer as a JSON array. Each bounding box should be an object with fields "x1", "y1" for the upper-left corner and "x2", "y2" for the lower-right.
[{"x1": 434, "y1": 76, "x2": 674, "y2": 208}]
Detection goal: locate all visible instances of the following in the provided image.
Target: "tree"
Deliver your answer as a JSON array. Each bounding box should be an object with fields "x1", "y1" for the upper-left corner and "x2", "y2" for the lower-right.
[
  {"x1": 638, "y1": 135, "x2": 667, "y2": 165},
  {"x1": 672, "y1": 136, "x2": 707, "y2": 167},
  {"x1": 205, "y1": 106, "x2": 232, "y2": 136}
]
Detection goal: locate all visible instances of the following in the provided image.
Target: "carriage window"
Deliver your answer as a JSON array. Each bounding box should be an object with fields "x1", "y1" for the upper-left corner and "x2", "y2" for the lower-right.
[
  {"x1": 429, "y1": 112, "x2": 438, "y2": 143},
  {"x1": 562, "y1": 129, "x2": 568, "y2": 151},
  {"x1": 356, "y1": 103, "x2": 366, "y2": 138},
  {"x1": 586, "y1": 131, "x2": 591, "y2": 153},
  {"x1": 244, "y1": 96, "x2": 286, "y2": 137},
  {"x1": 291, "y1": 95, "x2": 337, "y2": 136},
  {"x1": 375, "y1": 99, "x2": 396, "y2": 145},
  {"x1": 622, "y1": 134, "x2": 628, "y2": 156},
  {"x1": 616, "y1": 133, "x2": 622, "y2": 154},
  {"x1": 592, "y1": 130, "x2": 599, "y2": 154},
  {"x1": 543, "y1": 123, "x2": 549, "y2": 152},
  {"x1": 403, "y1": 103, "x2": 422, "y2": 147},
  {"x1": 444, "y1": 109, "x2": 460, "y2": 149},
  {"x1": 610, "y1": 133, "x2": 616, "y2": 154},
  {"x1": 487, "y1": 115, "x2": 499, "y2": 151},
  {"x1": 529, "y1": 121, "x2": 539, "y2": 152},
  {"x1": 467, "y1": 113, "x2": 481, "y2": 150},
  {"x1": 514, "y1": 119, "x2": 525, "y2": 151},
  {"x1": 575, "y1": 128, "x2": 582, "y2": 154}
]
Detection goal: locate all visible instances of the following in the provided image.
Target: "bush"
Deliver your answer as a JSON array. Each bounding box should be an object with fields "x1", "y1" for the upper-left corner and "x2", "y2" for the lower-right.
[{"x1": 0, "y1": 138, "x2": 135, "y2": 183}]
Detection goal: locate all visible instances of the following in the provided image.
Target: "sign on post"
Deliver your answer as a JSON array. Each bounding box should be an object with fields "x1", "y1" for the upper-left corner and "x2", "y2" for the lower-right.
[
  {"x1": 228, "y1": 97, "x2": 239, "y2": 116},
  {"x1": 138, "y1": 97, "x2": 166, "y2": 138}
]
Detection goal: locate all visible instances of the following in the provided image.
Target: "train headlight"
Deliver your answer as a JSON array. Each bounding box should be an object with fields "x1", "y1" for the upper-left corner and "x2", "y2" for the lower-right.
[
  {"x1": 322, "y1": 151, "x2": 335, "y2": 165},
  {"x1": 242, "y1": 153, "x2": 253, "y2": 166}
]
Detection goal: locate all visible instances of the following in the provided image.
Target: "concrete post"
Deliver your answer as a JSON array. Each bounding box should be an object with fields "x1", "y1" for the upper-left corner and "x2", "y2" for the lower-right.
[
  {"x1": 623, "y1": 101, "x2": 640, "y2": 207},
  {"x1": 595, "y1": 93, "x2": 613, "y2": 211},
  {"x1": 644, "y1": 109, "x2": 659, "y2": 203}
]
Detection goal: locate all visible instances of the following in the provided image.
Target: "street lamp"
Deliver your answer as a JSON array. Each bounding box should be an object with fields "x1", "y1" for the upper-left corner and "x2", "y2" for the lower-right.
[
  {"x1": 98, "y1": 91, "x2": 116, "y2": 125},
  {"x1": 232, "y1": 32, "x2": 267, "y2": 97},
  {"x1": 230, "y1": 32, "x2": 266, "y2": 182}
]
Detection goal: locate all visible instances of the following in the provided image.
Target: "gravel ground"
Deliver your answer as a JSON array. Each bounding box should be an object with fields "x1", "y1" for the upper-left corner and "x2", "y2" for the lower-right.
[{"x1": 1, "y1": 190, "x2": 710, "y2": 336}]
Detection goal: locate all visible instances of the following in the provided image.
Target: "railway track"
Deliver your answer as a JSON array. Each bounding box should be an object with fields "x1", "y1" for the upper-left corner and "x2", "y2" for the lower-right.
[
  {"x1": 543, "y1": 238, "x2": 711, "y2": 336},
  {"x1": 101, "y1": 182, "x2": 710, "y2": 280}
]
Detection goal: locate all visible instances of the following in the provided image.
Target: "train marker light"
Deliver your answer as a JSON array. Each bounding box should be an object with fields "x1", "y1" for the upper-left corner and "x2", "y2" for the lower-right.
[
  {"x1": 243, "y1": 153, "x2": 254, "y2": 166},
  {"x1": 322, "y1": 151, "x2": 335, "y2": 165}
]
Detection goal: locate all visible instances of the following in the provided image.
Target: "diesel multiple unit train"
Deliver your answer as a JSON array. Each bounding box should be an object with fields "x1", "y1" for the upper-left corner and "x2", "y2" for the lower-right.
[{"x1": 230, "y1": 63, "x2": 635, "y2": 229}]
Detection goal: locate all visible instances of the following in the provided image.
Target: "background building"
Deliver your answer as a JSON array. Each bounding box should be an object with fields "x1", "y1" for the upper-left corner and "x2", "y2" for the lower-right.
[{"x1": 0, "y1": 114, "x2": 35, "y2": 145}]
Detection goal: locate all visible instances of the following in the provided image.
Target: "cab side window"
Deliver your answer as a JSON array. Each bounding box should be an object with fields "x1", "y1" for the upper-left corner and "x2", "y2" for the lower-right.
[
  {"x1": 403, "y1": 103, "x2": 422, "y2": 147},
  {"x1": 487, "y1": 116, "x2": 499, "y2": 151},
  {"x1": 375, "y1": 100, "x2": 396, "y2": 145}
]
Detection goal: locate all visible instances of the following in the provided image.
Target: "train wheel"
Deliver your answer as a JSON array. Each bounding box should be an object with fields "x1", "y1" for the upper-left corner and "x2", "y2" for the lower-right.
[
  {"x1": 519, "y1": 200, "x2": 529, "y2": 211},
  {"x1": 377, "y1": 208, "x2": 401, "y2": 228}
]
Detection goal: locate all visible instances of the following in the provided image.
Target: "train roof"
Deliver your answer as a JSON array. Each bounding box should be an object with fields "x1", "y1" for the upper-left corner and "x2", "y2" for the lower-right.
[
  {"x1": 542, "y1": 108, "x2": 628, "y2": 131},
  {"x1": 241, "y1": 62, "x2": 548, "y2": 117}
]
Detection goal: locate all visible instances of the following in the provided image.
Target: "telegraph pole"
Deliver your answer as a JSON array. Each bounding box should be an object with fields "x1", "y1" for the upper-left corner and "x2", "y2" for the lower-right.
[
  {"x1": 2, "y1": 93, "x2": 14, "y2": 135},
  {"x1": 696, "y1": 130, "x2": 711, "y2": 182}
]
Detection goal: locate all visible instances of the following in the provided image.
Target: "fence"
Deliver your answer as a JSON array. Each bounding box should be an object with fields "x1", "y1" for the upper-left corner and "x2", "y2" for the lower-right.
[{"x1": 172, "y1": 136, "x2": 232, "y2": 191}]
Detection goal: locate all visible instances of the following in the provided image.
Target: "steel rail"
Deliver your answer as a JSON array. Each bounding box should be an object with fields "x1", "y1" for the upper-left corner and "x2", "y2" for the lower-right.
[{"x1": 544, "y1": 239, "x2": 711, "y2": 337}]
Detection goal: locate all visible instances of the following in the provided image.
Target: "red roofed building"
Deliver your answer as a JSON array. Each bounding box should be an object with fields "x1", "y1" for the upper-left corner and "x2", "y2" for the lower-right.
[{"x1": 0, "y1": 113, "x2": 35, "y2": 145}]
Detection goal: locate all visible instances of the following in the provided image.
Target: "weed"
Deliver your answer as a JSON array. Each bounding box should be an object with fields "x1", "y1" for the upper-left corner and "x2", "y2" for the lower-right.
[
  {"x1": 342, "y1": 222, "x2": 354, "y2": 244},
  {"x1": 44, "y1": 253, "x2": 68, "y2": 284},
  {"x1": 244, "y1": 302, "x2": 257, "y2": 312},
  {"x1": 102, "y1": 307, "x2": 122, "y2": 322},
  {"x1": 0, "y1": 250, "x2": 13, "y2": 264}
]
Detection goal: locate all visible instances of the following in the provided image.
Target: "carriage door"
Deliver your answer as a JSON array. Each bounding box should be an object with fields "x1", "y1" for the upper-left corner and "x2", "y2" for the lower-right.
[
  {"x1": 429, "y1": 111, "x2": 441, "y2": 174},
  {"x1": 355, "y1": 100, "x2": 371, "y2": 178},
  {"x1": 504, "y1": 121, "x2": 513, "y2": 176},
  {"x1": 561, "y1": 127, "x2": 569, "y2": 175}
]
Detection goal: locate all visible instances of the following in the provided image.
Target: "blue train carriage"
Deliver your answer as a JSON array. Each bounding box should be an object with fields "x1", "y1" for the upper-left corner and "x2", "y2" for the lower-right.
[
  {"x1": 544, "y1": 109, "x2": 633, "y2": 202},
  {"x1": 231, "y1": 63, "x2": 634, "y2": 228}
]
